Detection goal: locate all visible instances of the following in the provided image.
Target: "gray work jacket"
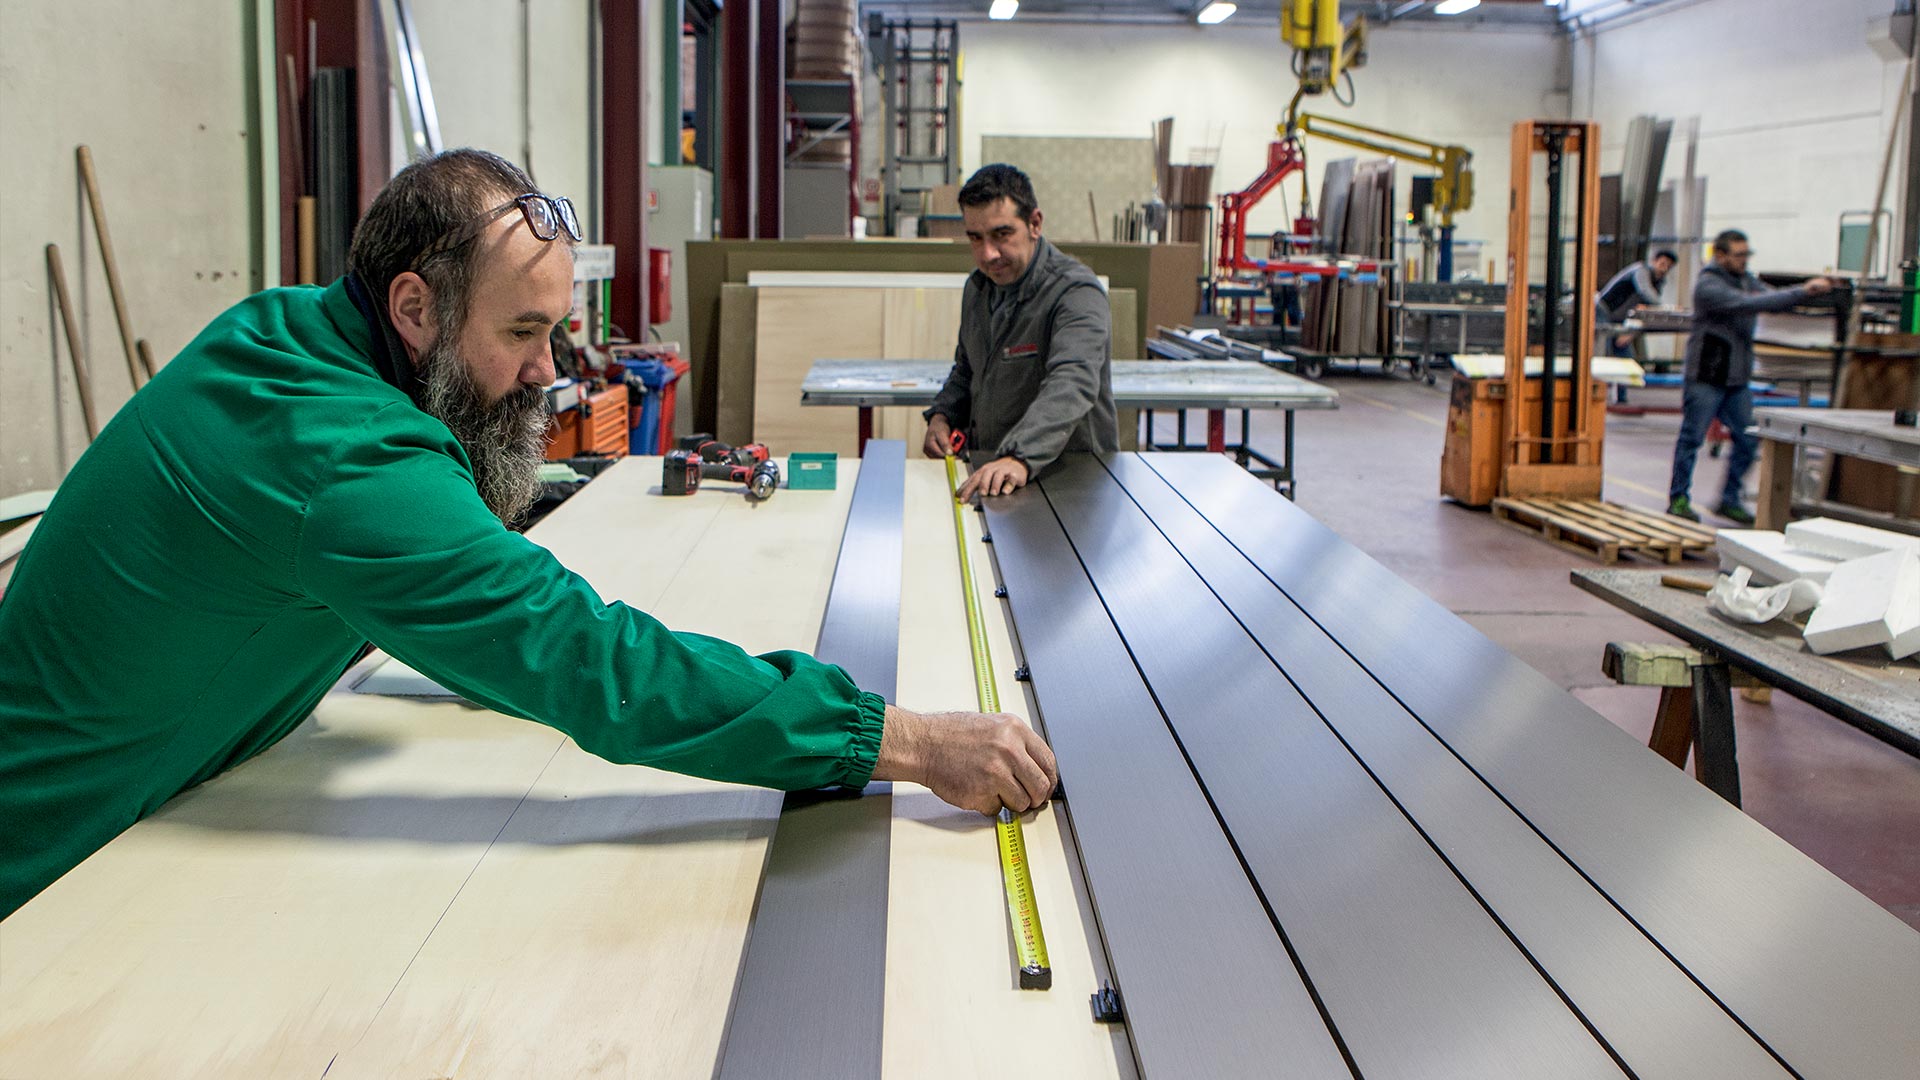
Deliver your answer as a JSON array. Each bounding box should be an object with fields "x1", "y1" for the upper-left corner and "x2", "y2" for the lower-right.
[
  {"x1": 926, "y1": 237, "x2": 1118, "y2": 477},
  {"x1": 1684, "y1": 264, "x2": 1813, "y2": 387}
]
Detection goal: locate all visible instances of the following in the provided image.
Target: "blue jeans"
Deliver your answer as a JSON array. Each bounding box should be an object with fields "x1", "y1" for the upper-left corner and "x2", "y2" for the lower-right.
[{"x1": 1669, "y1": 381, "x2": 1755, "y2": 506}]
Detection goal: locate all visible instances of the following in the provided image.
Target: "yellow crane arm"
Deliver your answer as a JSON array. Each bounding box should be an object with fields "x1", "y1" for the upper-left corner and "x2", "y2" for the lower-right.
[{"x1": 1294, "y1": 112, "x2": 1474, "y2": 226}]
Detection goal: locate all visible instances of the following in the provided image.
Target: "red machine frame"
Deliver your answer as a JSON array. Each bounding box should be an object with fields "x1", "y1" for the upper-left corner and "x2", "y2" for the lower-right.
[{"x1": 1214, "y1": 136, "x2": 1384, "y2": 281}]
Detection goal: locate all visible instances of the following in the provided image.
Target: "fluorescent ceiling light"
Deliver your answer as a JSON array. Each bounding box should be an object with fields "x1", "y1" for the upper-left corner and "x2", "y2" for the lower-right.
[
  {"x1": 988, "y1": 0, "x2": 1018, "y2": 19},
  {"x1": 1434, "y1": 0, "x2": 1481, "y2": 13},
  {"x1": 1196, "y1": 1, "x2": 1237, "y2": 23}
]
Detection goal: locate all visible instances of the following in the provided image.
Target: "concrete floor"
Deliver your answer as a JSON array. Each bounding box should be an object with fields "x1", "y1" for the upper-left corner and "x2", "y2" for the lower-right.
[{"x1": 1154, "y1": 372, "x2": 1920, "y2": 931}]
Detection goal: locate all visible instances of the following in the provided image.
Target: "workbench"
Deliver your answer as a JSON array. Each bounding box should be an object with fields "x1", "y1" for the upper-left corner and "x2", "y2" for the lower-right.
[
  {"x1": 799, "y1": 357, "x2": 1337, "y2": 495},
  {"x1": 1571, "y1": 567, "x2": 1920, "y2": 759},
  {"x1": 1753, "y1": 406, "x2": 1920, "y2": 529},
  {"x1": 0, "y1": 453, "x2": 1131, "y2": 1079},
  {"x1": 4, "y1": 453, "x2": 1913, "y2": 1078}
]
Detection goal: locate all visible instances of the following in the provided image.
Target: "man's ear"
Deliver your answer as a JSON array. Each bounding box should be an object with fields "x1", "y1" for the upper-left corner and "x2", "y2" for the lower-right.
[
  {"x1": 1027, "y1": 208, "x2": 1043, "y2": 237},
  {"x1": 387, "y1": 271, "x2": 434, "y2": 357}
]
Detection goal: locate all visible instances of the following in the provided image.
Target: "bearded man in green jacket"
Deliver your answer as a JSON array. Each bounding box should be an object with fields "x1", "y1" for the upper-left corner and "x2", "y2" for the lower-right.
[{"x1": 0, "y1": 149, "x2": 1055, "y2": 918}]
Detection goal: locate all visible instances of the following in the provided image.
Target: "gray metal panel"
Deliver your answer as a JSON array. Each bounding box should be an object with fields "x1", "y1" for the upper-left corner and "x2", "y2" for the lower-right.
[
  {"x1": 1142, "y1": 452, "x2": 1920, "y2": 1079},
  {"x1": 1102, "y1": 454, "x2": 1790, "y2": 1080},
  {"x1": 716, "y1": 441, "x2": 905, "y2": 1080},
  {"x1": 983, "y1": 485, "x2": 1352, "y2": 1079},
  {"x1": 1039, "y1": 461, "x2": 1625, "y2": 1080},
  {"x1": 799, "y1": 359, "x2": 1339, "y2": 410}
]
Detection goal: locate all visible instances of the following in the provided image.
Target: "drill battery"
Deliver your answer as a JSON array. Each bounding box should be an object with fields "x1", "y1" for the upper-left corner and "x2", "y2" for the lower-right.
[{"x1": 661, "y1": 450, "x2": 702, "y2": 495}]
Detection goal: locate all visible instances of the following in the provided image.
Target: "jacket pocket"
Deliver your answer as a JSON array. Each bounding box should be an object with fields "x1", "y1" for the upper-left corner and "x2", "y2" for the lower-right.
[{"x1": 1698, "y1": 331, "x2": 1732, "y2": 387}]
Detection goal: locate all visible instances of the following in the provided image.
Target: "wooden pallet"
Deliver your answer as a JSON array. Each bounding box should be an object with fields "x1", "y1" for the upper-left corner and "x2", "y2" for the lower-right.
[{"x1": 1491, "y1": 497, "x2": 1718, "y2": 564}]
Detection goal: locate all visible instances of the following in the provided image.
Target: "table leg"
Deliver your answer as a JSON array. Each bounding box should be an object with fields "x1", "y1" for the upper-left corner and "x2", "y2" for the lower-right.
[
  {"x1": 1207, "y1": 410, "x2": 1226, "y2": 454},
  {"x1": 858, "y1": 407, "x2": 872, "y2": 455},
  {"x1": 1284, "y1": 408, "x2": 1296, "y2": 499},
  {"x1": 1648, "y1": 686, "x2": 1694, "y2": 767},
  {"x1": 1756, "y1": 437, "x2": 1794, "y2": 530},
  {"x1": 1689, "y1": 660, "x2": 1742, "y2": 807}
]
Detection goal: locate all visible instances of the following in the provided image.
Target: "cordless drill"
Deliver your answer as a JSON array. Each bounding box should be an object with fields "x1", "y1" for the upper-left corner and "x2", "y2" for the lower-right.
[{"x1": 664, "y1": 435, "x2": 780, "y2": 500}]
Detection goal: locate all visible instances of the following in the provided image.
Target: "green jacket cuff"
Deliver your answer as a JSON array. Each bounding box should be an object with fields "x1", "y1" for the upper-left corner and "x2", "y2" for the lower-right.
[{"x1": 836, "y1": 689, "x2": 888, "y2": 789}]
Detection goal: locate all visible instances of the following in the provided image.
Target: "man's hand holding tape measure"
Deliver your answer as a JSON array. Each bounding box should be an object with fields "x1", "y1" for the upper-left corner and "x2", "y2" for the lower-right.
[
  {"x1": 871, "y1": 705, "x2": 1057, "y2": 816},
  {"x1": 923, "y1": 414, "x2": 1031, "y2": 501}
]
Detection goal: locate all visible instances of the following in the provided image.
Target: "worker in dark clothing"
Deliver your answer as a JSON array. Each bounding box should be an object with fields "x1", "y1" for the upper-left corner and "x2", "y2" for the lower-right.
[
  {"x1": 1268, "y1": 229, "x2": 1305, "y2": 334},
  {"x1": 1596, "y1": 249, "x2": 1677, "y2": 357},
  {"x1": 1667, "y1": 229, "x2": 1832, "y2": 523},
  {"x1": 0, "y1": 149, "x2": 1056, "y2": 919},
  {"x1": 924, "y1": 164, "x2": 1118, "y2": 501}
]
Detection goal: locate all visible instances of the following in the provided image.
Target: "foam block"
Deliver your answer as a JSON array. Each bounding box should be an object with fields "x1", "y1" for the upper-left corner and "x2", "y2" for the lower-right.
[
  {"x1": 1784, "y1": 518, "x2": 1920, "y2": 562},
  {"x1": 1802, "y1": 550, "x2": 1920, "y2": 656},
  {"x1": 1716, "y1": 530, "x2": 1845, "y2": 586},
  {"x1": 1886, "y1": 561, "x2": 1920, "y2": 661}
]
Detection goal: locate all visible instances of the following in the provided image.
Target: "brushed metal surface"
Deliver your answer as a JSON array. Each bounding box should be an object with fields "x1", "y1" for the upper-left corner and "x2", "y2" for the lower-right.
[
  {"x1": 1144, "y1": 451, "x2": 1920, "y2": 1079},
  {"x1": 716, "y1": 441, "x2": 905, "y2": 1080},
  {"x1": 985, "y1": 484, "x2": 1353, "y2": 1079},
  {"x1": 1102, "y1": 453, "x2": 1789, "y2": 1080},
  {"x1": 1040, "y1": 460, "x2": 1624, "y2": 1080}
]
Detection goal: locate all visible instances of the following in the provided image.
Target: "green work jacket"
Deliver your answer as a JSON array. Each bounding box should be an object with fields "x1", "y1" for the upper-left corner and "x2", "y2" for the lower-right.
[{"x1": 0, "y1": 278, "x2": 885, "y2": 918}]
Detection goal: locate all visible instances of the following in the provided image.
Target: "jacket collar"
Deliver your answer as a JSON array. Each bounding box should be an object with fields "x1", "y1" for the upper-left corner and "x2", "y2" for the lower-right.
[
  {"x1": 977, "y1": 234, "x2": 1058, "y2": 304},
  {"x1": 335, "y1": 272, "x2": 427, "y2": 407}
]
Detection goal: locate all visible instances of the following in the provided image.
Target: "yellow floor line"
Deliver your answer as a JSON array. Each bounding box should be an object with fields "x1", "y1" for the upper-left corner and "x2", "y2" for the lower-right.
[
  {"x1": 1345, "y1": 390, "x2": 1446, "y2": 428},
  {"x1": 1607, "y1": 475, "x2": 1665, "y2": 499}
]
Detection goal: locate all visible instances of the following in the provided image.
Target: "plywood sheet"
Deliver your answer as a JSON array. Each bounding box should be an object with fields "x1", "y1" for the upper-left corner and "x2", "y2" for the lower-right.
[
  {"x1": 0, "y1": 458, "x2": 859, "y2": 1079},
  {"x1": 753, "y1": 287, "x2": 885, "y2": 456},
  {"x1": 981, "y1": 135, "x2": 1155, "y2": 244}
]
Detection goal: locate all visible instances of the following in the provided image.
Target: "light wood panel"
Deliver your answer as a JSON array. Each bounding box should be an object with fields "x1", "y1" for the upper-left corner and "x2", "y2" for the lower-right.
[
  {"x1": 0, "y1": 458, "x2": 859, "y2": 1079},
  {"x1": 873, "y1": 287, "x2": 967, "y2": 450},
  {"x1": 753, "y1": 286, "x2": 885, "y2": 456},
  {"x1": 882, "y1": 460, "x2": 1134, "y2": 1078}
]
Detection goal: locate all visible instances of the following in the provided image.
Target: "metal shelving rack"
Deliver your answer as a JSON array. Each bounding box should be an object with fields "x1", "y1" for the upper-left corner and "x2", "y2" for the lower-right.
[{"x1": 871, "y1": 15, "x2": 960, "y2": 235}]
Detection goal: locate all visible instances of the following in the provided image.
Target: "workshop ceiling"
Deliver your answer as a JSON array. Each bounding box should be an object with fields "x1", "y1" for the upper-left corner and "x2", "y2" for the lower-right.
[{"x1": 856, "y1": 0, "x2": 1565, "y2": 27}]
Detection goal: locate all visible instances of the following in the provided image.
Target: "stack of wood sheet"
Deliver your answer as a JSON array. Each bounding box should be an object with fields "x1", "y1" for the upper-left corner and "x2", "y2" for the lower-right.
[
  {"x1": 1300, "y1": 158, "x2": 1394, "y2": 357},
  {"x1": 788, "y1": 0, "x2": 860, "y2": 164},
  {"x1": 727, "y1": 271, "x2": 1136, "y2": 456},
  {"x1": 1166, "y1": 163, "x2": 1214, "y2": 246}
]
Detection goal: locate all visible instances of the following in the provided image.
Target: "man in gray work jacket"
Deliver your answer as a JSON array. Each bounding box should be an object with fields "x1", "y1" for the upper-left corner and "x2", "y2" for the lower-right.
[
  {"x1": 1667, "y1": 229, "x2": 1831, "y2": 523},
  {"x1": 924, "y1": 164, "x2": 1118, "y2": 500},
  {"x1": 1596, "y1": 249, "x2": 1676, "y2": 357}
]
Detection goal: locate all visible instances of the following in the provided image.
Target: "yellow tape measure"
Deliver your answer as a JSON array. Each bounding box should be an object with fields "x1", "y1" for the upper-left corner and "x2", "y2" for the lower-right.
[{"x1": 946, "y1": 455, "x2": 1052, "y2": 991}]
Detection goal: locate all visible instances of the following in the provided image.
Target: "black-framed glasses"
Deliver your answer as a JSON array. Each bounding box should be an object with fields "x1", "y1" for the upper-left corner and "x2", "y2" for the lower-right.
[{"x1": 407, "y1": 193, "x2": 582, "y2": 272}]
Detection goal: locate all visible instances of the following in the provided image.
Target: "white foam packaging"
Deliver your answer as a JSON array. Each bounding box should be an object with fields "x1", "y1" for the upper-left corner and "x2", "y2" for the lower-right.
[
  {"x1": 1783, "y1": 518, "x2": 1920, "y2": 561},
  {"x1": 1801, "y1": 549, "x2": 1920, "y2": 657},
  {"x1": 1716, "y1": 530, "x2": 1845, "y2": 586}
]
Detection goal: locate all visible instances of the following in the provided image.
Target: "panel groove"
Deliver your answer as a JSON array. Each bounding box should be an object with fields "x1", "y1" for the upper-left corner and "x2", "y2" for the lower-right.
[
  {"x1": 983, "y1": 484, "x2": 1353, "y2": 1078},
  {"x1": 1039, "y1": 460, "x2": 1624, "y2": 1079},
  {"x1": 1024, "y1": 487, "x2": 1365, "y2": 1080},
  {"x1": 1100, "y1": 453, "x2": 1791, "y2": 1080},
  {"x1": 716, "y1": 442, "x2": 906, "y2": 1080},
  {"x1": 1140, "y1": 452, "x2": 1920, "y2": 1079}
]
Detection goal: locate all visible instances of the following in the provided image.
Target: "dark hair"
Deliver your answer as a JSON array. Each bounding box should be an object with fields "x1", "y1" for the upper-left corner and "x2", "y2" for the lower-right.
[
  {"x1": 1652, "y1": 249, "x2": 1679, "y2": 264},
  {"x1": 1711, "y1": 229, "x2": 1749, "y2": 255},
  {"x1": 958, "y1": 164, "x2": 1039, "y2": 221},
  {"x1": 347, "y1": 148, "x2": 539, "y2": 332}
]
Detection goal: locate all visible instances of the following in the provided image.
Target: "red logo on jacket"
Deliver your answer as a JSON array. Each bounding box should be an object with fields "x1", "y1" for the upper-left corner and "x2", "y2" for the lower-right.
[{"x1": 1004, "y1": 343, "x2": 1041, "y2": 359}]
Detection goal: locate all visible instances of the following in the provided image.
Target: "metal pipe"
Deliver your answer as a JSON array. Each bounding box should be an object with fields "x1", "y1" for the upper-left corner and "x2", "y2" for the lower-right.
[{"x1": 1542, "y1": 130, "x2": 1564, "y2": 450}]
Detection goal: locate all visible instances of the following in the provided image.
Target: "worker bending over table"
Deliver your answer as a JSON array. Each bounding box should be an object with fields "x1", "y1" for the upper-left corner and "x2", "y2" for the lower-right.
[
  {"x1": 922, "y1": 164, "x2": 1118, "y2": 499},
  {"x1": 0, "y1": 149, "x2": 1055, "y2": 919}
]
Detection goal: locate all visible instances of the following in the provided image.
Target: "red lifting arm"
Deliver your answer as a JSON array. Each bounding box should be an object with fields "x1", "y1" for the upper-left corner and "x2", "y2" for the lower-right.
[{"x1": 1216, "y1": 138, "x2": 1307, "y2": 275}]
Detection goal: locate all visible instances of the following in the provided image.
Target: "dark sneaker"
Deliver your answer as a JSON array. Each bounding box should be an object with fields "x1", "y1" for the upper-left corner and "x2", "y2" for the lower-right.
[
  {"x1": 1667, "y1": 497, "x2": 1700, "y2": 522},
  {"x1": 1716, "y1": 501, "x2": 1755, "y2": 526}
]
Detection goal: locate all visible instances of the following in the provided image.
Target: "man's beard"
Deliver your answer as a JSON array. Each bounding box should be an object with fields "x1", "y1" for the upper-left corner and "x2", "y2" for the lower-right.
[{"x1": 417, "y1": 330, "x2": 552, "y2": 525}]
